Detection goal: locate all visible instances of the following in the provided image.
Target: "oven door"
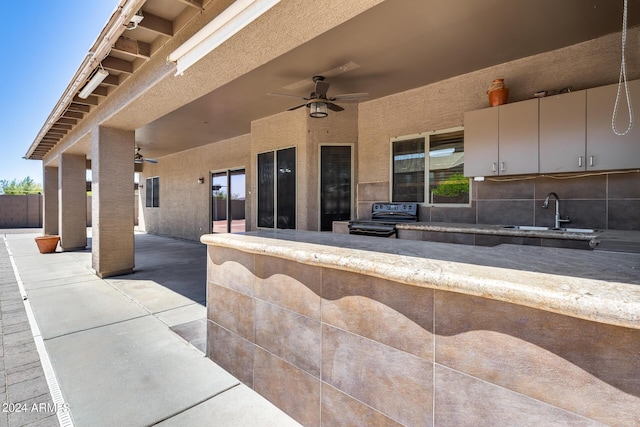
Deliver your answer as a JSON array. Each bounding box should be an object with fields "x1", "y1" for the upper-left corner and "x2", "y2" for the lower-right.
[{"x1": 348, "y1": 221, "x2": 397, "y2": 237}]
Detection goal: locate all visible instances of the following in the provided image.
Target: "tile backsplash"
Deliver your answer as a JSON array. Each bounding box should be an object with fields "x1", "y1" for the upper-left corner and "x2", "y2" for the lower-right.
[{"x1": 423, "y1": 171, "x2": 640, "y2": 230}]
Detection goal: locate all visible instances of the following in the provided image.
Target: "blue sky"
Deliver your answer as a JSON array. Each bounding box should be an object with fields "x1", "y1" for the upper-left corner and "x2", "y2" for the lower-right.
[{"x1": 0, "y1": 1, "x2": 117, "y2": 185}]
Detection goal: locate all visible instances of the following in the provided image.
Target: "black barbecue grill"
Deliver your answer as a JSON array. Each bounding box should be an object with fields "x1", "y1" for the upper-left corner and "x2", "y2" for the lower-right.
[{"x1": 348, "y1": 202, "x2": 419, "y2": 237}]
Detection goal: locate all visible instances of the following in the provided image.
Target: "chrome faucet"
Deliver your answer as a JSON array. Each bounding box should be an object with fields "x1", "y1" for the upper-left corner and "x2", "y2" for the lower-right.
[{"x1": 542, "y1": 192, "x2": 570, "y2": 229}]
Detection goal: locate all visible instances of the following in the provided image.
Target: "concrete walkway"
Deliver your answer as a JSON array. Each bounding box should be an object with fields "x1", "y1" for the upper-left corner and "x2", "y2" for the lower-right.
[{"x1": 1, "y1": 230, "x2": 300, "y2": 427}]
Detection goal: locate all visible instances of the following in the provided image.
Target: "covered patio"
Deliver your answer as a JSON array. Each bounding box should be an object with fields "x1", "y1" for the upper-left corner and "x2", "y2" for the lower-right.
[{"x1": 2, "y1": 229, "x2": 299, "y2": 426}]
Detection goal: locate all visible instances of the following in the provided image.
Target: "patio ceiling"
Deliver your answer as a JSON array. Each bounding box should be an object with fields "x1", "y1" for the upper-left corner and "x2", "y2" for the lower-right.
[
  {"x1": 27, "y1": 0, "x2": 640, "y2": 162},
  {"x1": 135, "y1": 0, "x2": 640, "y2": 159}
]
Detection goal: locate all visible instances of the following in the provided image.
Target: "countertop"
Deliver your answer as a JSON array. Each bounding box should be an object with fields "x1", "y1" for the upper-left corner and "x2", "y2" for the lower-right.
[
  {"x1": 396, "y1": 222, "x2": 599, "y2": 241},
  {"x1": 395, "y1": 221, "x2": 640, "y2": 252},
  {"x1": 201, "y1": 230, "x2": 640, "y2": 330}
]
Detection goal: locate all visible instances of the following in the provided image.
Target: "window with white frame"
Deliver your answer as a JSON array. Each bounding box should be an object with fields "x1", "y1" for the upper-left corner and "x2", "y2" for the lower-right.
[{"x1": 392, "y1": 128, "x2": 469, "y2": 205}]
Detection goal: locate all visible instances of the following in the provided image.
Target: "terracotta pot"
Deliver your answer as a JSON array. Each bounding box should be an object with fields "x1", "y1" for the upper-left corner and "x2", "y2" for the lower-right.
[
  {"x1": 35, "y1": 236, "x2": 60, "y2": 254},
  {"x1": 487, "y1": 78, "x2": 509, "y2": 107}
]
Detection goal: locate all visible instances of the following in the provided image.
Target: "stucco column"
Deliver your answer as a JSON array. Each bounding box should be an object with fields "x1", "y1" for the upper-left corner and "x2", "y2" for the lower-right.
[
  {"x1": 58, "y1": 153, "x2": 87, "y2": 250},
  {"x1": 43, "y1": 165, "x2": 59, "y2": 235},
  {"x1": 91, "y1": 126, "x2": 134, "y2": 278}
]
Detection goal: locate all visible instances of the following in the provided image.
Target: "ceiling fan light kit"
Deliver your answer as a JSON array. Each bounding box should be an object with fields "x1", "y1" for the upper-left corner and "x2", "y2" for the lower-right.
[{"x1": 309, "y1": 102, "x2": 328, "y2": 118}]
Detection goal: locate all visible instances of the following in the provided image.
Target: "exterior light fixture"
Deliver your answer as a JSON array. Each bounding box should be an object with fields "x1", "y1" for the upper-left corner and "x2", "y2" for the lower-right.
[
  {"x1": 197, "y1": 177, "x2": 205, "y2": 184},
  {"x1": 309, "y1": 102, "x2": 328, "y2": 118},
  {"x1": 168, "y1": 0, "x2": 282, "y2": 75},
  {"x1": 78, "y1": 66, "x2": 108, "y2": 99},
  {"x1": 127, "y1": 10, "x2": 144, "y2": 30}
]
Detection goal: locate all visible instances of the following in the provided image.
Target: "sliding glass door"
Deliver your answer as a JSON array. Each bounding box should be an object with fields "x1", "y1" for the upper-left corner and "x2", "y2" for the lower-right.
[
  {"x1": 211, "y1": 169, "x2": 246, "y2": 233},
  {"x1": 257, "y1": 147, "x2": 296, "y2": 229}
]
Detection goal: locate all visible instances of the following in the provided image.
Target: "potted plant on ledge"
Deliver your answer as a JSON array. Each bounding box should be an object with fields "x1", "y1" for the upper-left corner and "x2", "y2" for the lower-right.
[{"x1": 431, "y1": 173, "x2": 470, "y2": 204}]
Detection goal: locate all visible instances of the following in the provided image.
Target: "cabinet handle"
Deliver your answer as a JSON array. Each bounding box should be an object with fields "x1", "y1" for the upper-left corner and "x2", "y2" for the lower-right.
[
  {"x1": 500, "y1": 162, "x2": 506, "y2": 172},
  {"x1": 578, "y1": 156, "x2": 583, "y2": 167},
  {"x1": 491, "y1": 162, "x2": 497, "y2": 173},
  {"x1": 589, "y1": 156, "x2": 594, "y2": 167}
]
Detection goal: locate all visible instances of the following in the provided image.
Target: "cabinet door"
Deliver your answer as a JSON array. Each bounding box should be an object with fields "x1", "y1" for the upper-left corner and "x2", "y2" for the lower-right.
[
  {"x1": 587, "y1": 79, "x2": 640, "y2": 171},
  {"x1": 539, "y1": 91, "x2": 586, "y2": 173},
  {"x1": 463, "y1": 107, "x2": 498, "y2": 177},
  {"x1": 498, "y1": 98, "x2": 539, "y2": 175}
]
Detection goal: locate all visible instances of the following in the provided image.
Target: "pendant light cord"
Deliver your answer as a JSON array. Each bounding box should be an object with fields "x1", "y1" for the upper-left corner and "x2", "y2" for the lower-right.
[{"x1": 612, "y1": 0, "x2": 633, "y2": 136}]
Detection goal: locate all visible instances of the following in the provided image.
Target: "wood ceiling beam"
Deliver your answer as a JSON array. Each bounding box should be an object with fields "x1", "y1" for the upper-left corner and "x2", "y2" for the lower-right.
[
  {"x1": 91, "y1": 86, "x2": 109, "y2": 97},
  {"x1": 102, "y1": 56, "x2": 133, "y2": 74},
  {"x1": 57, "y1": 118, "x2": 78, "y2": 125},
  {"x1": 72, "y1": 95, "x2": 99, "y2": 106},
  {"x1": 46, "y1": 131, "x2": 66, "y2": 137},
  {"x1": 67, "y1": 103, "x2": 91, "y2": 113},
  {"x1": 51, "y1": 123, "x2": 72, "y2": 130},
  {"x1": 113, "y1": 37, "x2": 151, "y2": 59},
  {"x1": 101, "y1": 74, "x2": 120, "y2": 87},
  {"x1": 175, "y1": 0, "x2": 202, "y2": 9},
  {"x1": 62, "y1": 110, "x2": 84, "y2": 119},
  {"x1": 139, "y1": 11, "x2": 173, "y2": 37}
]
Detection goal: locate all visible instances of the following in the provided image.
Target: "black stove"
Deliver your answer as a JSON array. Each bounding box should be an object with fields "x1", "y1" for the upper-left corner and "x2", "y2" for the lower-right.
[{"x1": 348, "y1": 202, "x2": 419, "y2": 237}]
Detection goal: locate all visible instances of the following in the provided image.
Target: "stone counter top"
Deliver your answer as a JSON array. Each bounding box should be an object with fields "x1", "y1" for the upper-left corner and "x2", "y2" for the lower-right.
[
  {"x1": 201, "y1": 230, "x2": 640, "y2": 330},
  {"x1": 396, "y1": 221, "x2": 600, "y2": 241}
]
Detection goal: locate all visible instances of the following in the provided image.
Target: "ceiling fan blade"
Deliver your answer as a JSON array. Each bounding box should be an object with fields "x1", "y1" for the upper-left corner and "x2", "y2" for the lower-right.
[
  {"x1": 332, "y1": 92, "x2": 370, "y2": 102},
  {"x1": 144, "y1": 158, "x2": 158, "y2": 164},
  {"x1": 326, "y1": 102, "x2": 344, "y2": 112},
  {"x1": 315, "y1": 80, "x2": 330, "y2": 97},
  {"x1": 282, "y1": 61, "x2": 361, "y2": 92},
  {"x1": 286, "y1": 102, "x2": 309, "y2": 111},
  {"x1": 268, "y1": 92, "x2": 306, "y2": 99}
]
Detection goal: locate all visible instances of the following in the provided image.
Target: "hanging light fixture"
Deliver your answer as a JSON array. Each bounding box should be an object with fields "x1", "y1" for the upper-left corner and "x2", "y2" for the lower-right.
[
  {"x1": 309, "y1": 102, "x2": 328, "y2": 118},
  {"x1": 78, "y1": 65, "x2": 108, "y2": 99}
]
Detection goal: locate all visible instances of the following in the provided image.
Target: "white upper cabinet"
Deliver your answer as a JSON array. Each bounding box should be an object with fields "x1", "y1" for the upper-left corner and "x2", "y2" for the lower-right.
[
  {"x1": 586, "y1": 79, "x2": 640, "y2": 171},
  {"x1": 464, "y1": 99, "x2": 538, "y2": 177},
  {"x1": 498, "y1": 99, "x2": 539, "y2": 175},
  {"x1": 465, "y1": 79, "x2": 639, "y2": 176},
  {"x1": 463, "y1": 107, "x2": 498, "y2": 177},
  {"x1": 539, "y1": 91, "x2": 586, "y2": 173}
]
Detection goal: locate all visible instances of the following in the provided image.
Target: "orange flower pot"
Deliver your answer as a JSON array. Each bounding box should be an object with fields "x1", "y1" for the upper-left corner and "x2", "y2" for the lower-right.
[
  {"x1": 35, "y1": 236, "x2": 60, "y2": 254},
  {"x1": 487, "y1": 78, "x2": 509, "y2": 107}
]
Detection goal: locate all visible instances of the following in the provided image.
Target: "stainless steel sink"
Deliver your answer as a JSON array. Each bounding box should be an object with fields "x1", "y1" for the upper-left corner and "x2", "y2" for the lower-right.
[
  {"x1": 502, "y1": 225, "x2": 550, "y2": 231},
  {"x1": 553, "y1": 227, "x2": 597, "y2": 233}
]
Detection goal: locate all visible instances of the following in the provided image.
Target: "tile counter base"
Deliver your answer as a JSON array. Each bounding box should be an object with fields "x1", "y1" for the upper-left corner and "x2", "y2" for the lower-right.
[{"x1": 204, "y1": 243, "x2": 640, "y2": 427}]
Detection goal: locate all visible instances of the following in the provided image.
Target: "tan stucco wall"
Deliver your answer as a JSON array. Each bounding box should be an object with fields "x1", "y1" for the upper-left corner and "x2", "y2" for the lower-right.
[
  {"x1": 357, "y1": 28, "x2": 640, "y2": 198},
  {"x1": 250, "y1": 104, "x2": 358, "y2": 231},
  {"x1": 139, "y1": 134, "x2": 251, "y2": 241}
]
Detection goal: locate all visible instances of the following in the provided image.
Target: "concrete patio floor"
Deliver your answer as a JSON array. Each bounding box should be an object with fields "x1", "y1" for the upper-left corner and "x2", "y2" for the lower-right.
[{"x1": 1, "y1": 229, "x2": 300, "y2": 427}]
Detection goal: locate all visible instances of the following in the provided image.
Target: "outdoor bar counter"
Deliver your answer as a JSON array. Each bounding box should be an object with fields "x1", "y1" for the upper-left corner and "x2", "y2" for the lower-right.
[{"x1": 201, "y1": 230, "x2": 640, "y2": 427}]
